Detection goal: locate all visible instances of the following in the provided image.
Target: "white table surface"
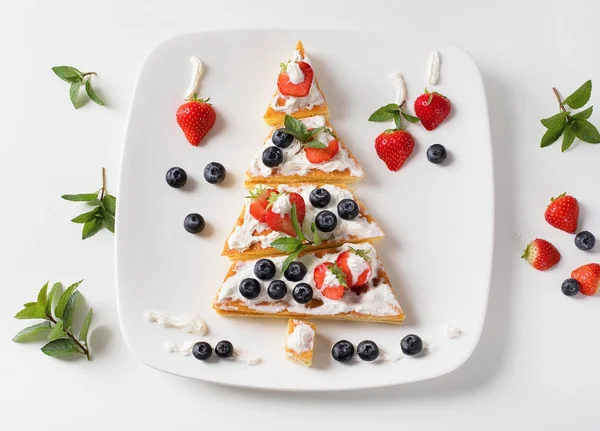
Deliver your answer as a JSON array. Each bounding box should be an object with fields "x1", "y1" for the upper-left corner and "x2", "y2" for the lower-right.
[{"x1": 2, "y1": 0, "x2": 600, "y2": 429}]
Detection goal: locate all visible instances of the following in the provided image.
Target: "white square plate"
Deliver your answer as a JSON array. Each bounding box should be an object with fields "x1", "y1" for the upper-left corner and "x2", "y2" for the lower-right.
[{"x1": 116, "y1": 30, "x2": 494, "y2": 391}]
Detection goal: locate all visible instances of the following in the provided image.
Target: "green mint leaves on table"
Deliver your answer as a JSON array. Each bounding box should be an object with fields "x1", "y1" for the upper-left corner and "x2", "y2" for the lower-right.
[
  {"x1": 52, "y1": 66, "x2": 105, "y2": 109},
  {"x1": 62, "y1": 167, "x2": 116, "y2": 239},
  {"x1": 369, "y1": 102, "x2": 420, "y2": 131},
  {"x1": 13, "y1": 280, "x2": 94, "y2": 360},
  {"x1": 282, "y1": 115, "x2": 328, "y2": 149},
  {"x1": 540, "y1": 80, "x2": 600, "y2": 152}
]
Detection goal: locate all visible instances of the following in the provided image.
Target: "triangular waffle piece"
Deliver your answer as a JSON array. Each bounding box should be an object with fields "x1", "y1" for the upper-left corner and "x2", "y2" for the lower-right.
[
  {"x1": 222, "y1": 184, "x2": 383, "y2": 260},
  {"x1": 213, "y1": 242, "x2": 404, "y2": 324},
  {"x1": 264, "y1": 41, "x2": 329, "y2": 125}
]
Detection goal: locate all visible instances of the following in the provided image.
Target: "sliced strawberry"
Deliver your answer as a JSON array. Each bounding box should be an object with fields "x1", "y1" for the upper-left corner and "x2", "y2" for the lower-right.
[
  {"x1": 288, "y1": 192, "x2": 306, "y2": 223},
  {"x1": 277, "y1": 61, "x2": 314, "y2": 97},
  {"x1": 248, "y1": 187, "x2": 277, "y2": 223},
  {"x1": 263, "y1": 192, "x2": 306, "y2": 237},
  {"x1": 305, "y1": 139, "x2": 339, "y2": 164},
  {"x1": 314, "y1": 262, "x2": 346, "y2": 300},
  {"x1": 336, "y1": 248, "x2": 372, "y2": 287}
]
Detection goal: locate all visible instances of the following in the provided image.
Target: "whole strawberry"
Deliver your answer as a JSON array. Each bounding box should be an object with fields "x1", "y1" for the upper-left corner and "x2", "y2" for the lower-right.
[
  {"x1": 176, "y1": 97, "x2": 216, "y2": 146},
  {"x1": 522, "y1": 239, "x2": 561, "y2": 271},
  {"x1": 414, "y1": 90, "x2": 451, "y2": 131},
  {"x1": 544, "y1": 193, "x2": 579, "y2": 233},
  {"x1": 375, "y1": 130, "x2": 415, "y2": 171},
  {"x1": 571, "y1": 263, "x2": 600, "y2": 296}
]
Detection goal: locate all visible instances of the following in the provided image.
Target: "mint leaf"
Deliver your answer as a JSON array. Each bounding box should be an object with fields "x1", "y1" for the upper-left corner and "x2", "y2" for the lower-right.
[
  {"x1": 392, "y1": 111, "x2": 402, "y2": 130},
  {"x1": 85, "y1": 79, "x2": 105, "y2": 106},
  {"x1": 305, "y1": 126, "x2": 325, "y2": 140},
  {"x1": 79, "y1": 309, "x2": 93, "y2": 345},
  {"x1": 14, "y1": 305, "x2": 46, "y2": 320},
  {"x1": 271, "y1": 237, "x2": 303, "y2": 253},
  {"x1": 540, "y1": 111, "x2": 568, "y2": 129},
  {"x1": 55, "y1": 280, "x2": 83, "y2": 319},
  {"x1": 571, "y1": 119, "x2": 600, "y2": 143},
  {"x1": 101, "y1": 210, "x2": 115, "y2": 233},
  {"x1": 12, "y1": 322, "x2": 52, "y2": 342},
  {"x1": 62, "y1": 291, "x2": 80, "y2": 330},
  {"x1": 46, "y1": 282, "x2": 61, "y2": 318},
  {"x1": 282, "y1": 247, "x2": 305, "y2": 273},
  {"x1": 570, "y1": 106, "x2": 593, "y2": 121},
  {"x1": 37, "y1": 282, "x2": 49, "y2": 308},
  {"x1": 563, "y1": 80, "x2": 592, "y2": 110},
  {"x1": 41, "y1": 339, "x2": 81, "y2": 357},
  {"x1": 102, "y1": 195, "x2": 116, "y2": 216},
  {"x1": 61, "y1": 193, "x2": 98, "y2": 202},
  {"x1": 369, "y1": 104, "x2": 399, "y2": 122},
  {"x1": 47, "y1": 320, "x2": 66, "y2": 342},
  {"x1": 82, "y1": 218, "x2": 103, "y2": 239},
  {"x1": 71, "y1": 208, "x2": 100, "y2": 224},
  {"x1": 303, "y1": 140, "x2": 327, "y2": 149},
  {"x1": 290, "y1": 203, "x2": 305, "y2": 241},
  {"x1": 70, "y1": 81, "x2": 85, "y2": 109},
  {"x1": 283, "y1": 115, "x2": 307, "y2": 140},
  {"x1": 311, "y1": 222, "x2": 322, "y2": 246},
  {"x1": 52, "y1": 66, "x2": 83, "y2": 84},
  {"x1": 87, "y1": 199, "x2": 101, "y2": 206},
  {"x1": 562, "y1": 122, "x2": 576, "y2": 152},
  {"x1": 540, "y1": 125, "x2": 565, "y2": 148},
  {"x1": 23, "y1": 302, "x2": 38, "y2": 307},
  {"x1": 401, "y1": 111, "x2": 420, "y2": 124}
]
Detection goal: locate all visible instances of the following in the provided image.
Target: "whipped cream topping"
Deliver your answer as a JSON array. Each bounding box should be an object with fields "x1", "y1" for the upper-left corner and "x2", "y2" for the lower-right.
[
  {"x1": 184, "y1": 56, "x2": 204, "y2": 100},
  {"x1": 346, "y1": 251, "x2": 371, "y2": 284},
  {"x1": 270, "y1": 50, "x2": 325, "y2": 114},
  {"x1": 248, "y1": 115, "x2": 363, "y2": 179},
  {"x1": 444, "y1": 324, "x2": 461, "y2": 339},
  {"x1": 145, "y1": 311, "x2": 208, "y2": 335},
  {"x1": 164, "y1": 342, "x2": 261, "y2": 365},
  {"x1": 389, "y1": 72, "x2": 407, "y2": 106},
  {"x1": 427, "y1": 51, "x2": 441, "y2": 86},
  {"x1": 216, "y1": 243, "x2": 401, "y2": 317},
  {"x1": 286, "y1": 321, "x2": 315, "y2": 354},
  {"x1": 227, "y1": 184, "x2": 382, "y2": 252},
  {"x1": 271, "y1": 193, "x2": 291, "y2": 215},
  {"x1": 286, "y1": 62, "x2": 304, "y2": 84}
]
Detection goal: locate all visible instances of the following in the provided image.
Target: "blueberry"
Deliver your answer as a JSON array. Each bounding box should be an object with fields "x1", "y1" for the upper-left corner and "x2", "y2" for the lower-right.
[
  {"x1": 357, "y1": 340, "x2": 379, "y2": 361},
  {"x1": 165, "y1": 167, "x2": 187, "y2": 188},
  {"x1": 315, "y1": 210, "x2": 337, "y2": 232},
  {"x1": 561, "y1": 278, "x2": 580, "y2": 296},
  {"x1": 332, "y1": 340, "x2": 355, "y2": 362},
  {"x1": 262, "y1": 146, "x2": 283, "y2": 167},
  {"x1": 292, "y1": 283, "x2": 313, "y2": 304},
  {"x1": 239, "y1": 278, "x2": 261, "y2": 299},
  {"x1": 184, "y1": 213, "x2": 205, "y2": 233},
  {"x1": 337, "y1": 199, "x2": 359, "y2": 220},
  {"x1": 427, "y1": 144, "x2": 447, "y2": 164},
  {"x1": 272, "y1": 129, "x2": 294, "y2": 148},
  {"x1": 192, "y1": 341, "x2": 212, "y2": 361},
  {"x1": 401, "y1": 334, "x2": 423, "y2": 356},
  {"x1": 203, "y1": 162, "x2": 226, "y2": 184},
  {"x1": 575, "y1": 231, "x2": 595, "y2": 251},
  {"x1": 267, "y1": 280, "x2": 287, "y2": 300},
  {"x1": 215, "y1": 340, "x2": 233, "y2": 358},
  {"x1": 309, "y1": 188, "x2": 331, "y2": 208},
  {"x1": 254, "y1": 259, "x2": 276, "y2": 280},
  {"x1": 284, "y1": 261, "x2": 307, "y2": 281}
]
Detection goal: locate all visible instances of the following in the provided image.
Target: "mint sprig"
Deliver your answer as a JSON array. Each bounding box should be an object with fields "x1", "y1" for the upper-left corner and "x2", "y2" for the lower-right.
[
  {"x1": 282, "y1": 115, "x2": 328, "y2": 149},
  {"x1": 52, "y1": 66, "x2": 105, "y2": 109},
  {"x1": 13, "y1": 280, "x2": 94, "y2": 360},
  {"x1": 369, "y1": 102, "x2": 420, "y2": 131},
  {"x1": 541, "y1": 80, "x2": 600, "y2": 152},
  {"x1": 61, "y1": 167, "x2": 116, "y2": 239}
]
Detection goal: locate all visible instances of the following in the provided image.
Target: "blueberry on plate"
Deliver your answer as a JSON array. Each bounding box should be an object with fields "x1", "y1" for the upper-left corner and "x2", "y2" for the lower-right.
[
  {"x1": 192, "y1": 341, "x2": 212, "y2": 361},
  {"x1": 309, "y1": 188, "x2": 331, "y2": 208},
  {"x1": 575, "y1": 231, "x2": 595, "y2": 251},
  {"x1": 272, "y1": 128, "x2": 294, "y2": 148},
  {"x1": 165, "y1": 167, "x2": 187, "y2": 188},
  {"x1": 284, "y1": 261, "x2": 307, "y2": 281},
  {"x1": 215, "y1": 340, "x2": 233, "y2": 358},
  {"x1": 426, "y1": 144, "x2": 447, "y2": 164},
  {"x1": 292, "y1": 283, "x2": 313, "y2": 304},
  {"x1": 239, "y1": 278, "x2": 261, "y2": 299},
  {"x1": 262, "y1": 146, "x2": 283, "y2": 168},
  {"x1": 184, "y1": 213, "x2": 205, "y2": 233},
  {"x1": 332, "y1": 340, "x2": 355, "y2": 362},
  {"x1": 315, "y1": 210, "x2": 337, "y2": 233},
  {"x1": 203, "y1": 162, "x2": 226, "y2": 184},
  {"x1": 400, "y1": 334, "x2": 423, "y2": 356},
  {"x1": 267, "y1": 280, "x2": 287, "y2": 300},
  {"x1": 337, "y1": 199, "x2": 359, "y2": 220},
  {"x1": 254, "y1": 259, "x2": 276, "y2": 280},
  {"x1": 561, "y1": 278, "x2": 580, "y2": 296},
  {"x1": 357, "y1": 340, "x2": 379, "y2": 361}
]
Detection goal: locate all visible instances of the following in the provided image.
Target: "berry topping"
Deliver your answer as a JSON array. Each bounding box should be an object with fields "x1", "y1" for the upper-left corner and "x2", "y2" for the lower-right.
[
  {"x1": 184, "y1": 213, "x2": 205, "y2": 234},
  {"x1": 304, "y1": 139, "x2": 339, "y2": 164},
  {"x1": 561, "y1": 278, "x2": 580, "y2": 297},
  {"x1": 239, "y1": 278, "x2": 261, "y2": 299},
  {"x1": 570, "y1": 263, "x2": 600, "y2": 296},
  {"x1": 357, "y1": 340, "x2": 379, "y2": 361},
  {"x1": 309, "y1": 188, "x2": 331, "y2": 208},
  {"x1": 284, "y1": 261, "x2": 307, "y2": 282},
  {"x1": 414, "y1": 91, "x2": 451, "y2": 131},
  {"x1": 545, "y1": 193, "x2": 579, "y2": 233},
  {"x1": 427, "y1": 144, "x2": 448, "y2": 164},
  {"x1": 262, "y1": 146, "x2": 284, "y2": 168},
  {"x1": 337, "y1": 199, "x2": 359, "y2": 221},
  {"x1": 400, "y1": 334, "x2": 423, "y2": 356},
  {"x1": 272, "y1": 128, "x2": 294, "y2": 148},
  {"x1": 215, "y1": 340, "x2": 233, "y2": 358},
  {"x1": 314, "y1": 262, "x2": 347, "y2": 300},
  {"x1": 292, "y1": 283, "x2": 313, "y2": 304},
  {"x1": 375, "y1": 130, "x2": 415, "y2": 171},
  {"x1": 521, "y1": 239, "x2": 561, "y2": 271},
  {"x1": 176, "y1": 98, "x2": 216, "y2": 146},
  {"x1": 254, "y1": 259, "x2": 276, "y2": 280},
  {"x1": 192, "y1": 341, "x2": 212, "y2": 361},
  {"x1": 203, "y1": 162, "x2": 226, "y2": 184},
  {"x1": 165, "y1": 167, "x2": 187, "y2": 188},
  {"x1": 277, "y1": 61, "x2": 314, "y2": 97},
  {"x1": 332, "y1": 340, "x2": 354, "y2": 362},
  {"x1": 264, "y1": 192, "x2": 306, "y2": 237},
  {"x1": 575, "y1": 231, "x2": 596, "y2": 251},
  {"x1": 267, "y1": 280, "x2": 287, "y2": 300},
  {"x1": 315, "y1": 210, "x2": 338, "y2": 233},
  {"x1": 248, "y1": 187, "x2": 278, "y2": 223},
  {"x1": 336, "y1": 247, "x2": 372, "y2": 287}
]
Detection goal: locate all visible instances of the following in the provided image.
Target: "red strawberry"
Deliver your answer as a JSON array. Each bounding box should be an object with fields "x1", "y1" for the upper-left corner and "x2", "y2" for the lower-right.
[
  {"x1": 314, "y1": 262, "x2": 347, "y2": 300},
  {"x1": 545, "y1": 193, "x2": 579, "y2": 233},
  {"x1": 176, "y1": 98, "x2": 216, "y2": 146},
  {"x1": 414, "y1": 91, "x2": 451, "y2": 131},
  {"x1": 571, "y1": 263, "x2": 600, "y2": 296},
  {"x1": 248, "y1": 187, "x2": 278, "y2": 223},
  {"x1": 336, "y1": 247, "x2": 372, "y2": 287},
  {"x1": 264, "y1": 192, "x2": 306, "y2": 237},
  {"x1": 374, "y1": 130, "x2": 415, "y2": 171},
  {"x1": 521, "y1": 239, "x2": 561, "y2": 271},
  {"x1": 277, "y1": 61, "x2": 314, "y2": 97},
  {"x1": 305, "y1": 139, "x2": 339, "y2": 163}
]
